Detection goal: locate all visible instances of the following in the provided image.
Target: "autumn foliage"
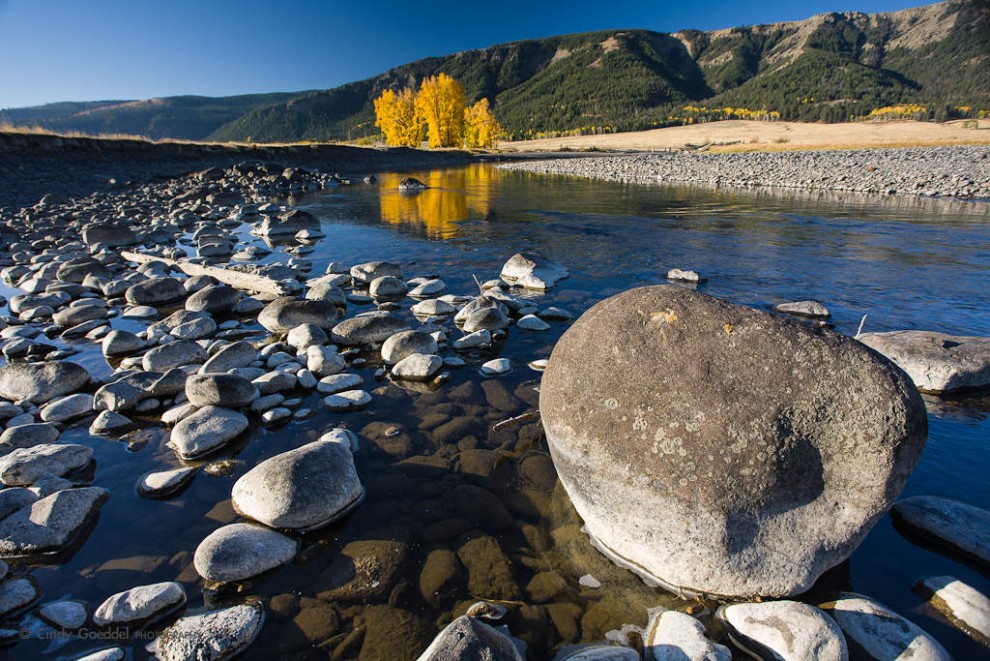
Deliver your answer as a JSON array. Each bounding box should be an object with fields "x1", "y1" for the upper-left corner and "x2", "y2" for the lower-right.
[{"x1": 374, "y1": 74, "x2": 501, "y2": 149}]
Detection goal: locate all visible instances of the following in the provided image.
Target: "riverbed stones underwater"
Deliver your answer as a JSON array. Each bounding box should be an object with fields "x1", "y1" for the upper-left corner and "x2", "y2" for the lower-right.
[{"x1": 0, "y1": 156, "x2": 987, "y2": 659}]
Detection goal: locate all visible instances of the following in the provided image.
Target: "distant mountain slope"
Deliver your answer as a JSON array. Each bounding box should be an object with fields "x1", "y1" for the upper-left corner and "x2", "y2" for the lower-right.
[
  {"x1": 3, "y1": 1, "x2": 985, "y2": 142},
  {"x1": 0, "y1": 93, "x2": 308, "y2": 141}
]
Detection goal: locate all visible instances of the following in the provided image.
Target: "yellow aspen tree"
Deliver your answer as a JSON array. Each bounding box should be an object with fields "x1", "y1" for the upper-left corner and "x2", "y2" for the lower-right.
[
  {"x1": 374, "y1": 88, "x2": 423, "y2": 147},
  {"x1": 415, "y1": 73, "x2": 466, "y2": 148},
  {"x1": 464, "y1": 98, "x2": 501, "y2": 149}
]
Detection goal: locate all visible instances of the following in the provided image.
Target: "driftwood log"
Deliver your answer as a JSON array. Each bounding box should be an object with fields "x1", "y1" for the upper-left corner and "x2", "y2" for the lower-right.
[{"x1": 121, "y1": 251, "x2": 301, "y2": 296}]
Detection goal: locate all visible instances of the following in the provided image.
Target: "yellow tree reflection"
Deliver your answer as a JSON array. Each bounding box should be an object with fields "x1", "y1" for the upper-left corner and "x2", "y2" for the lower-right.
[{"x1": 378, "y1": 164, "x2": 496, "y2": 239}]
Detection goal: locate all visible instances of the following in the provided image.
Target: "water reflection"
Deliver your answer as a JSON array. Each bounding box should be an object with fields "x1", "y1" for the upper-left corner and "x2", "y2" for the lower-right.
[{"x1": 377, "y1": 164, "x2": 497, "y2": 239}]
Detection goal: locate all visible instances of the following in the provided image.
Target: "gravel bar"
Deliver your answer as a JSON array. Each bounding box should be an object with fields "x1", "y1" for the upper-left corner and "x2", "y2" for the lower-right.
[{"x1": 499, "y1": 146, "x2": 990, "y2": 200}]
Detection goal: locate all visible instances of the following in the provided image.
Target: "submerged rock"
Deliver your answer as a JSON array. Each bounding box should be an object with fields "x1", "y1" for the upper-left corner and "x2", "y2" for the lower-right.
[
  {"x1": 822, "y1": 593, "x2": 949, "y2": 661},
  {"x1": 136, "y1": 467, "x2": 198, "y2": 498},
  {"x1": 0, "y1": 487, "x2": 108, "y2": 556},
  {"x1": 717, "y1": 601, "x2": 846, "y2": 660},
  {"x1": 540, "y1": 285, "x2": 927, "y2": 598},
  {"x1": 231, "y1": 439, "x2": 364, "y2": 531},
  {"x1": 194, "y1": 522, "x2": 297, "y2": 583},
  {"x1": 0, "y1": 577, "x2": 38, "y2": 618},
  {"x1": 149, "y1": 600, "x2": 264, "y2": 661},
  {"x1": 858, "y1": 330, "x2": 990, "y2": 393},
  {"x1": 891, "y1": 495, "x2": 990, "y2": 566}
]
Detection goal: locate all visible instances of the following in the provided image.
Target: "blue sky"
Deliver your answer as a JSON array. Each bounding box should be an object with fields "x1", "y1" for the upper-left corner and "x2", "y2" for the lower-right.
[{"x1": 0, "y1": 0, "x2": 931, "y2": 108}]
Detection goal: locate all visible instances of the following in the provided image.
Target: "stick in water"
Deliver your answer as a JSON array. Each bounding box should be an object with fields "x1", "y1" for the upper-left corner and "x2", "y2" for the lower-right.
[{"x1": 855, "y1": 314, "x2": 868, "y2": 339}]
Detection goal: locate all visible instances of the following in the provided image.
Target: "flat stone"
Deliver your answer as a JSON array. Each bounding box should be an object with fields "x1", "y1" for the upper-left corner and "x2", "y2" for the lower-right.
[
  {"x1": 170, "y1": 406, "x2": 249, "y2": 460},
  {"x1": 0, "y1": 423, "x2": 60, "y2": 454},
  {"x1": 858, "y1": 330, "x2": 990, "y2": 393},
  {"x1": 136, "y1": 467, "x2": 198, "y2": 498},
  {"x1": 258, "y1": 297, "x2": 339, "y2": 333},
  {"x1": 143, "y1": 340, "x2": 208, "y2": 372},
  {"x1": 39, "y1": 393, "x2": 94, "y2": 423},
  {"x1": 0, "y1": 443, "x2": 93, "y2": 486},
  {"x1": 417, "y1": 615, "x2": 523, "y2": 661},
  {"x1": 317, "y1": 373, "x2": 363, "y2": 394},
  {"x1": 194, "y1": 522, "x2": 297, "y2": 582},
  {"x1": 74, "y1": 648, "x2": 125, "y2": 661},
  {"x1": 185, "y1": 373, "x2": 258, "y2": 408},
  {"x1": 822, "y1": 593, "x2": 949, "y2": 661},
  {"x1": 774, "y1": 300, "x2": 831, "y2": 318},
  {"x1": 0, "y1": 486, "x2": 108, "y2": 557},
  {"x1": 892, "y1": 495, "x2": 990, "y2": 566},
  {"x1": 331, "y1": 312, "x2": 410, "y2": 346},
  {"x1": 392, "y1": 353, "x2": 443, "y2": 382},
  {"x1": 125, "y1": 277, "x2": 186, "y2": 306},
  {"x1": 644, "y1": 610, "x2": 730, "y2": 661},
  {"x1": 481, "y1": 358, "x2": 511, "y2": 376},
  {"x1": 201, "y1": 341, "x2": 257, "y2": 373},
  {"x1": 918, "y1": 575, "x2": 990, "y2": 643},
  {"x1": 322, "y1": 389, "x2": 371, "y2": 411},
  {"x1": 411, "y1": 298, "x2": 457, "y2": 317},
  {"x1": 717, "y1": 601, "x2": 846, "y2": 660},
  {"x1": 93, "y1": 581, "x2": 187, "y2": 626},
  {"x1": 38, "y1": 599, "x2": 88, "y2": 629},
  {"x1": 540, "y1": 285, "x2": 927, "y2": 598},
  {"x1": 0, "y1": 361, "x2": 90, "y2": 404},
  {"x1": 0, "y1": 577, "x2": 38, "y2": 617},
  {"x1": 231, "y1": 439, "x2": 364, "y2": 531}
]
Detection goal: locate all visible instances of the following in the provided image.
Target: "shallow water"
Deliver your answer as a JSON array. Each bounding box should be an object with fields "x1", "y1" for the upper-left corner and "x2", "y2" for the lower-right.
[{"x1": 7, "y1": 164, "x2": 990, "y2": 659}]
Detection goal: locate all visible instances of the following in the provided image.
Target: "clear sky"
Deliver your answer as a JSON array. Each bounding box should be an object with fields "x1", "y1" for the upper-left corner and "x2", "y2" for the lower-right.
[{"x1": 0, "y1": 0, "x2": 933, "y2": 109}]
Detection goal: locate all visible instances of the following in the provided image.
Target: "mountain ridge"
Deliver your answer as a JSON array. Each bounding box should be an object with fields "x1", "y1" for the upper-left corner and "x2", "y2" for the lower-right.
[{"x1": 3, "y1": 0, "x2": 986, "y2": 142}]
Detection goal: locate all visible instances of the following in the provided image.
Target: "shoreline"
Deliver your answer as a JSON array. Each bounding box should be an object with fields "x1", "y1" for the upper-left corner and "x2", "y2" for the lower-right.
[{"x1": 497, "y1": 146, "x2": 990, "y2": 200}]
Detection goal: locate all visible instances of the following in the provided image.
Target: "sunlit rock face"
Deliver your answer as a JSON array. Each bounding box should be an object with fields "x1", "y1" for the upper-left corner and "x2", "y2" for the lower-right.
[{"x1": 540, "y1": 285, "x2": 927, "y2": 598}]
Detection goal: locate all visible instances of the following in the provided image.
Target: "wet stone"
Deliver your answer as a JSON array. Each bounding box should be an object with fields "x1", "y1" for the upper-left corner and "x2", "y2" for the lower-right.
[
  {"x1": 170, "y1": 406, "x2": 249, "y2": 460},
  {"x1": 89, "y1": 410, "x2": 136, "y2": 437},
  {"x1": 194, "y1": 522, "x2": 298, "y2": 583},
  {"x1": 150, "y1": 600, "x2": 264, "y2": 661},
  {"x1": 0, "y1": 486, "x2": 108, "y2": 557},
  {"x1": 0, "y1": 423, "x2": 60, "y2": 454},
  {"x1": 0, "y1": 443, "x2": 93, "y2": 486},
  {"x1": 38, "y1": 599, "x2": 88, "y2": 630},
  {"x1": 0, "y1": 577, "x2": 38, "y2": 618},
  {"x1": 316, "y1": 539, "x2": 409, "y2": 602},
  {"x1": 93, "y1": 581, "x2": 186, "y2": 626},
  {"x1": 136, "y1": 467, "x2": 198, "y2": 498},
  {"x1": 457, "y1": 536, "x2": 521, "y2": 601}
]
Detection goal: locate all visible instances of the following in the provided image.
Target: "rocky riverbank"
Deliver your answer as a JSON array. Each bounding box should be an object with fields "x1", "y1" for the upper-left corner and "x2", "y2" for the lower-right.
[{"x1": 499, "y1": 146, "x2": 990, "y2": 199}]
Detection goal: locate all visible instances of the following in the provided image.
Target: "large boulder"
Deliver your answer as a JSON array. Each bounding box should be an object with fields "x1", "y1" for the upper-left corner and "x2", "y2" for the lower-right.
[
  {"x1": 258, "y1": 297, "x2": 339, "y2": 333},
  {"x1": 540, "y1": 286, "x2": 927, "y2": 598},
  {"x1": 231, "y1": 439, "x2": 364, "y2": 531},
  {"x1": 857, "y1": 330, "x2": 990, "y2": 393},
  {"x1": 0, "y1": 362, "x2": 90, "y2": 404}
]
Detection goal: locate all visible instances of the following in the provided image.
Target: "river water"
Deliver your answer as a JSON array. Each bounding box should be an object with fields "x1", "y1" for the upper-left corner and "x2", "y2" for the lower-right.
[{"x1": 9, "y1": 164, "x2": 990, "y2": 659}]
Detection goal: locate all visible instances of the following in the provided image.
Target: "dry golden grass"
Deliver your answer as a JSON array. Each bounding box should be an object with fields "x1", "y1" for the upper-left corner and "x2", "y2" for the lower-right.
[{"x1": 502, "y1": 119, "x2": 990, "y2": 153}]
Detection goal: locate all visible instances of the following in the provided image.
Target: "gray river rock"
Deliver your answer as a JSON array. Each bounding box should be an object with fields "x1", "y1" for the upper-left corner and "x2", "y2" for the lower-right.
[
  {"x1": 231, "y1": 439, "x2": 365, "y2": 531},
  {"x1": 331, "y1": 312, "x2": 410, "y2": 346},
  {"x1": 258, "y1": 297, "x2": 339, "y2": 333},
  {"x1": 170, "y1": 406, "x2": 249, "y2": 460},
  {"x1": 540, "y1": 285, "x2": 927, "y2": 598},
  {"x1": 644, "y1": 610, "x2": 730, "y2": 661},
  {"x1": 142, "y1": 340, "x2": 207, "y2": 372},
  {"x1": 891, "y1": 495, "x2": 990, "y2": 566},
  {"x1": 0, "y1": 361, "x2": 90, "y2": 404},
  {"x1": 0, "y1": 577, "x2": 38, "y2": 618},
  {"x1": 417, "y1": 615, "x2": 524, "y2": 661},
  {"x1": 194, "y1": 522, "x2": 298, "y2": 582},
  {"x1": 0, "y1": 443, "x2": 93, "y2": 486},
  {"x1": 150, "y1": 600, "x2": 264, "y2": 661},
  {"x1": 185, "y1": 373, "x2": 258, "y2": 408},
  {"x1": 0, "y1": 487, "x2": 108, "y2": 556},
  {"x1": 822, "y1": 593, "x2": 949, "y2": 661},
  {"x1": 500, "y1": 252, "x2": 569, "y2": 290},
  {"x1": 858, "y1": 330, "x2": 990, "y2": 393},
  {"x1": 201, "y1": 341, "x2": 257, "y2": 373},
  {"x1": 381, "y1": 330, "x2": 438, "y2": 365},
  {"x1": 136, "y1": 466, "x2": 198, "y2": 498},
  {"x1": 717, "y1": 601, "x2": 847, "y2": 660},
  {"x1": 917, "y1": 575, "x2": 990, "y2": 643},
  {"x1": 0, "y1": 423, "x2": 60, "y2": 454},
  {"x1": 124, "y1": 277, "x2": 186, "y2": 306},
  {"x1": 93, "y1": 581, "x2": 186, "y2": 626}
]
